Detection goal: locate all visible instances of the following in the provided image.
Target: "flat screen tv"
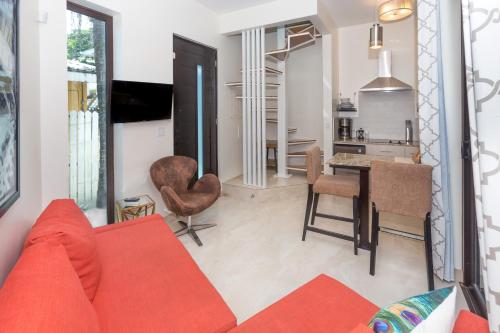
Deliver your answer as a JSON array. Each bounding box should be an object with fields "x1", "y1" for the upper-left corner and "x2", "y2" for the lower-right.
[{"x1": 111, "y1": 80, "x2": 173, "y2": 123}]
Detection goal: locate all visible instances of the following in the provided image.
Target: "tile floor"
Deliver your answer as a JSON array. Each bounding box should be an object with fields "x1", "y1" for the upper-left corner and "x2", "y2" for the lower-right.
[{"x1": 165, "y1": 173, "x2": 467, "y2": 323}]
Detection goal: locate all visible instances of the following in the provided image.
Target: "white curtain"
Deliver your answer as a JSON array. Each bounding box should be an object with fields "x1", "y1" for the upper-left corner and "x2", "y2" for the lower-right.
[
  {"x1": 417, "y1": 0, "x2": 455, "y2": 281},
  {"x1": 462, "y1": 1, "x2": 500, "y2": 331}
]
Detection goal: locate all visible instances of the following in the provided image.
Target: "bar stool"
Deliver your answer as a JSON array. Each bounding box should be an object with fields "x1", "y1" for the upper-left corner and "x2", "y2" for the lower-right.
[
  {"x1": 369, "y1": 160, "x2": 434, "y2": 291},
  {"x1": 302, "y1": 146, "x2": 361, "y2": 255},
  {"x1": 266, "y1": 140, "x2": 278, "y2": 173}
]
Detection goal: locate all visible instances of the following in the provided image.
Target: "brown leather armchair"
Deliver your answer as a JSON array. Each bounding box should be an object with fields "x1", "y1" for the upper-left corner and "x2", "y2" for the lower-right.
[{"x1": 150, "y1": 156, "x2": 220, "y2": 246}]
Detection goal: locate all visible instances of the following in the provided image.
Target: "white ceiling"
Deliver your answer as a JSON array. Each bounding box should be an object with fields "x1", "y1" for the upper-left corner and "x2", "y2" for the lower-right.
[
  {"x1": 196, "y1": 0, "x2": 276, "y2": 14},
  {"x1": 323, "y1": 0, "x2": 379, "y2": 27},
  {"x1": 196, "y1": 0, "x2": 379, "y2": 27}
]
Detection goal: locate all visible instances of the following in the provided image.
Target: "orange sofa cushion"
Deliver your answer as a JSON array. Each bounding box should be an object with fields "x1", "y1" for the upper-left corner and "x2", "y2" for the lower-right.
[
  {"x1": 230, "y1": 274, "x2": 379, "y2": 333},
  {"x1": 24, "y1": 199, "x2": 101, "y2": 301},
  {"x1": 349, "y1": 324, "x2": 374, "y2": 333},
  {"x1": 453, "y1": 310, "x2": 489, "y2": 333},
  {"x1": 0, "y1": 242, "x2": 100, "y2": 332},
  {"x1": 92, "y1": 215, "x2": 237, "y2": 333}
]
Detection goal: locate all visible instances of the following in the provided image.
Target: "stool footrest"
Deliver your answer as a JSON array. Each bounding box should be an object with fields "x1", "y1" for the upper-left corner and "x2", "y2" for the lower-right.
[
  {"x1": 379, "y1": 226, "x2": 424, "y2": 241},
  {"x1": 305, "y1": 226, "x2": 355, "y2": 242},
  {"x1": 315, "y1": 213, "x2": 354, "y2": 223}
]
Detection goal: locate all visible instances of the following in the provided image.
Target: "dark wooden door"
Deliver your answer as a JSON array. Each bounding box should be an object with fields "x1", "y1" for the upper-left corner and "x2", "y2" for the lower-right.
[{"x1": 173, "y1": 35, "x2": 218, "y2": 177}]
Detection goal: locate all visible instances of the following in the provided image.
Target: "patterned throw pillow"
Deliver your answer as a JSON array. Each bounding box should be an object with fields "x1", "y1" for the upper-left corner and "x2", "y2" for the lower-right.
[{"x1": 368, "y1": 287, "x2": 456, "y2": 333}]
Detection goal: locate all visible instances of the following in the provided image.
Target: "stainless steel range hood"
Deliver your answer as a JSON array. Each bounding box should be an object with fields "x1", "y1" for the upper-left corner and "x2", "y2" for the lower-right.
[{"x1": 360, "y1": 50, "x2": 412, "y2": 92}]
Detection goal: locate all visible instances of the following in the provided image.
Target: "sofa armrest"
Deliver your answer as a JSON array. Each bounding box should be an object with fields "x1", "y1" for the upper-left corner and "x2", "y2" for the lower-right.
[
  {"x1": 453, "y1": 310, "x2": 489, "y2": 333},
  {"x1": 93, "y1": 214, "x2": 165, "y2": 234}
]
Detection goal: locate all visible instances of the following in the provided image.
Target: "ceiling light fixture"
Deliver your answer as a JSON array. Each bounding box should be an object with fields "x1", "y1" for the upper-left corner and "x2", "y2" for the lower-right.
[
  {"x1": 369, "y1": 23, "x2": 383, "y2": 49},
  {"x1": 378, "y1": 0, "x2": 414, "y2": 22}
]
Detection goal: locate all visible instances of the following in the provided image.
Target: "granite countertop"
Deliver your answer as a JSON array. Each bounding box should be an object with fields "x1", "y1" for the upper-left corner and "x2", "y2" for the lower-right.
[
  {"x1": 329, "y1": 153, "x2": 415, "y2": 169},
  {"x1": 333, "y1": 138, "x2": 420, "y2": 148}
]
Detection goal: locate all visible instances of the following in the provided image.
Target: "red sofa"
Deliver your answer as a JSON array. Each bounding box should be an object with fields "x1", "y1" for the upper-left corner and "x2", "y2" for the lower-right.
[
  {"x1": 0, "y1": 200, "x2": 490, "y2": 332},
  {"x1": 0, "y1": 200, "x2": 236, "y2": 333}
]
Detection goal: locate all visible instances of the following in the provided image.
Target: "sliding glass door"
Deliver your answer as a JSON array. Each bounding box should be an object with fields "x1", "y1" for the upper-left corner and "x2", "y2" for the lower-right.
[
  {"x1": 461, "y1": 24, "x2": 487, "y2": 318},
  {"x1": 67, "y1": 3, "x2": 114, "y2": 225}
]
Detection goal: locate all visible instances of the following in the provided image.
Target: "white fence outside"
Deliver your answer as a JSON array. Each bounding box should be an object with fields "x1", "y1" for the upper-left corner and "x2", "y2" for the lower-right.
[{"x1": 69, "y1": 110, "x2": 101, "y2": 210}]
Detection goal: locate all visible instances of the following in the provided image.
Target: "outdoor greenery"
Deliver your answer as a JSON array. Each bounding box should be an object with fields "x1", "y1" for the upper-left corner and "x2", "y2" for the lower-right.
[{"x1": 67, "y1": 29, "x2": 94, "y2": 64}]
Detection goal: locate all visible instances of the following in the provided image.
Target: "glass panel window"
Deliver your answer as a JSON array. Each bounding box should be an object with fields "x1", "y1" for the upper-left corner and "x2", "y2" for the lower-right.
[
  {"x1": 67, "y1": 8, "x2": 109, "y2": 226},
  {"x1": 197, "y1": 64, "x2": 203, "y2": 178}
]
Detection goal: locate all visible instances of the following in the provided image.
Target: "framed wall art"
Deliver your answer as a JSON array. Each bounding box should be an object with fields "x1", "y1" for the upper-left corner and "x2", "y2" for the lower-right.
[{"x1": 0, "y1": 0, "x2": 19, "y2": 218}]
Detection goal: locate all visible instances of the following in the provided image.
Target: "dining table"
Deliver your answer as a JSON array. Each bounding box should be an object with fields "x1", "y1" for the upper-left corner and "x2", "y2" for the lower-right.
[{"x1": 329, "y1": 153, "x2": 415, "y2": 250}]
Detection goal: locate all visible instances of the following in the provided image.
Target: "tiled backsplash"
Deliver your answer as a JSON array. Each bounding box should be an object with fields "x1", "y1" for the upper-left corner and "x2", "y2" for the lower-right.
[{"x1": 350, "y1": 90, "x2": 418, "y2": 141}]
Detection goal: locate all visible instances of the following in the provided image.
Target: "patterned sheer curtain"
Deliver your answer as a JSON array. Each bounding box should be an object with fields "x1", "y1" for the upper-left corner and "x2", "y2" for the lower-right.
[
  {"x1": 462, "y1": 1, "x2": 500, "y2": 331},
  {"x1": 417, "y1": 0, "x2": 455, "y2": 282}
]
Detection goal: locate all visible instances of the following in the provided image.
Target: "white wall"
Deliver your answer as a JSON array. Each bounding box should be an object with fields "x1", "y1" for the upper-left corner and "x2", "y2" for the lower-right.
[
  {"x1": 321, "y1": 33, "x2": 335, "y2": 175},
  {"x1": 331, "y1": 29, "x2": 340, "y2": 107},
  {"x1": 441, "y1": 0, "x2": 463, "y2": 270},
  {"x1": 218, "y1": 35, "x2": 243, "y2": 181},
  {"x1": 0, "y1": 0, "x2": 43, "y2": 285},
  {"x1": 286, "y1": 41, "x2": 324, "y2": 149},
  {"x1": 39, "y1": 0, "x2": 70, "y2": 207}
]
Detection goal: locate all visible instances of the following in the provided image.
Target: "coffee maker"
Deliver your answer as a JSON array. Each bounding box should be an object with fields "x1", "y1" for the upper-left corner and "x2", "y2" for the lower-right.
[{"x1": 338, "y1": 118, "x2": 353, "y2": 140}]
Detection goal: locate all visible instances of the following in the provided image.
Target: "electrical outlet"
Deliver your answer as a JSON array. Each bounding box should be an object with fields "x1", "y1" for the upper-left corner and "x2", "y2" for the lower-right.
[{"x1": 38, "y1": 12, "x2": 48, "y2": 24}]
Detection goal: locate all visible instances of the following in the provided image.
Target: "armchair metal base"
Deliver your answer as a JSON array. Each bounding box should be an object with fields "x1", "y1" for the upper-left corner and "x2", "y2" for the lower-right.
[{"x1": 174, "y1": 216, "x2": 216, "y2": 247}]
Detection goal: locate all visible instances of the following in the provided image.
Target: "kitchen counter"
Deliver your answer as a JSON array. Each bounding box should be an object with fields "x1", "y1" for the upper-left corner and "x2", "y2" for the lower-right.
[
  {"x1": 333, "y1": 138, "x2": 420, "y2": 159},
  {"x1": 330, "y1": 152, "x2": 415, "y2": 169},
  {"x1": 333, "y1": 138, "x2": 420, "y2": 148}
]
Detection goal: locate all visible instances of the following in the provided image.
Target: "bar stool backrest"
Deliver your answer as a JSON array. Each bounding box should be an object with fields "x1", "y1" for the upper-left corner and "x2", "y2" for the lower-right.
[
  {"x1": 306, "y1": 146, "x2": 322, "y2": 185},
  {"x1": 370, "y1": 161, "x2": 433, "y2": 219}
]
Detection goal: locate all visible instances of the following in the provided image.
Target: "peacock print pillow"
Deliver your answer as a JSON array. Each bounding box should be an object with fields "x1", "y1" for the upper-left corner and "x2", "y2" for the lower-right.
[{"x1": 368, "y1": 287, "x2": 457, "y2": 333}]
